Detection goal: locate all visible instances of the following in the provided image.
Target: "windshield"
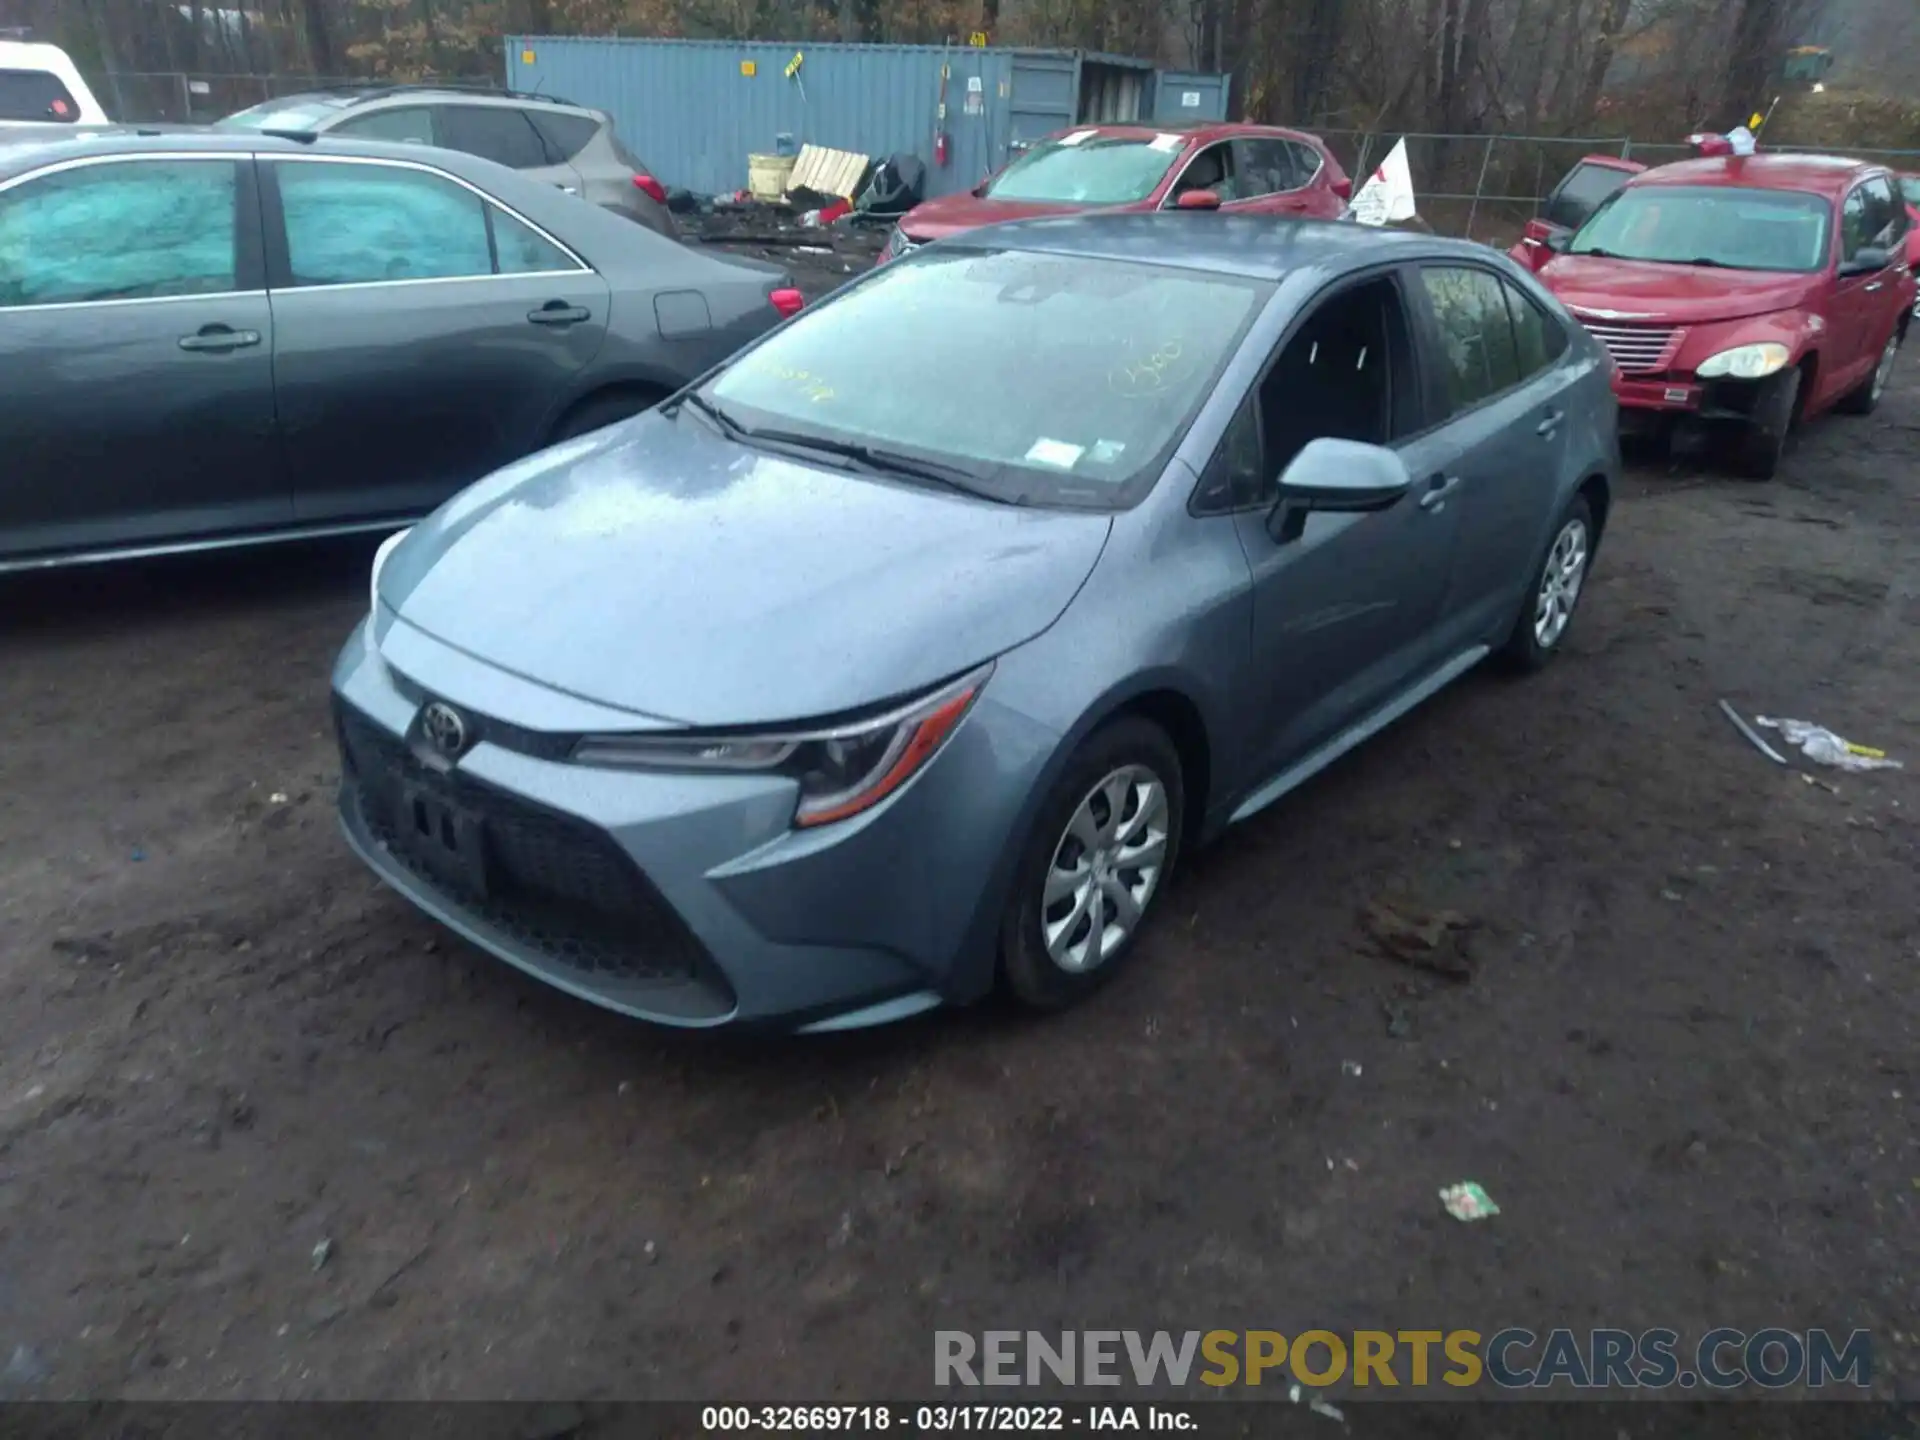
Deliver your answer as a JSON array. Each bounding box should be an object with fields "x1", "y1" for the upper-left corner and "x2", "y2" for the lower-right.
[
  {"x1": 1569, "y1": 185, "x2": 1830, "y2": 272},
  {"x1": 982, "y1": 134, "x2": 1184, "y2": 205},
  {"x1": 700, "y1": 248, "x2": 1269, "y2": 508},
  {"x1": 1899, "y1": 176, "x2": 1920, "y2": 208},
  {"x1": 215, "y1": 95, "x2": 351, "y2": 131}
]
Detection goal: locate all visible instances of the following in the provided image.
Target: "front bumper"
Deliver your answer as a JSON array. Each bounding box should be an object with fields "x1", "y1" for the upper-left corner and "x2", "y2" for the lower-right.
[
  {"x1": 331, "y1": 616, "x2": 1056, "y2": 1031},
  {"x1": 1611, "y1": 372, "x2": 1779, "y2": 427}
]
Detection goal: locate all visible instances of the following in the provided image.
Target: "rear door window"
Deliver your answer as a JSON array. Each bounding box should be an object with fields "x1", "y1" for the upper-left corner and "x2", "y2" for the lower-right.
[
  {"x1": 436, "y1": 105, "x2": 551, "y2": 170},
  {"x1": 277, "y1": 161, "x2": 493, "y2": 286},
  {"x1": 1418, "y1": 265, "x2": 1523, "y2": 414},
  {"x1": 527, "y1": 110, "x2": 600, "y2": 164},
  {"x1": 1863, "y1": 175, "x2": 1905, "y2": 248},
  {"x1": 1544, "y1": 161, "x2": 1635, "y2": 232},
  {"x1": 1231, "y1": 139, "x2": 1301, "y2": 198},
  {"x1": 0, "y1": 159, "x2": 238, "y2": 306},
  {"x1": 331, "y1": 106, "x2": 436, "y2": 145},
  {"x1": 1502, "y1": 278, "x2": 1568, "y2": 379},
  {"x1": 0, "y1": 68, "x2": 81, "y2": 123}
]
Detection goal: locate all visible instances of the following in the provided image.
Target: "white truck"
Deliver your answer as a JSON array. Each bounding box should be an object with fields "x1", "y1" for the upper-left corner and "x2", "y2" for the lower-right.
[{"x1": 0, "y1": 38, "x2": 110, "y2": 128}]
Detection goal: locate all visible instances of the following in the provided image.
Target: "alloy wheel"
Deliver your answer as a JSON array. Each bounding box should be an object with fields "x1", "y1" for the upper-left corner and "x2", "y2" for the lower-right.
[
  {"x1": 1533, "y1": 518, "x2": 1590, "y2": 649},
  {"x1": 1041, "y1": 765, "x2": 1170, "y2": 974}
]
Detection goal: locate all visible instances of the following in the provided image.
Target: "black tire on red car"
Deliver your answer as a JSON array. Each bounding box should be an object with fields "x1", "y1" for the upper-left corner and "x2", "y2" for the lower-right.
[{"x1": 1732, "y1": 364, "x2": 1802, "y2": 481}]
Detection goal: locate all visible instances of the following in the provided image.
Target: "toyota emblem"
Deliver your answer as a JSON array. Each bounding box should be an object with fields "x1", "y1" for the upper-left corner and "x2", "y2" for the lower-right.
[{"x1": 420, "y1": 701, "x2": 470, "y2": 758}]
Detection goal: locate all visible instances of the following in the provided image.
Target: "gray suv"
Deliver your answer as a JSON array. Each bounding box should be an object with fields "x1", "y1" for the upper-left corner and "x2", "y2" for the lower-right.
[{"x1": 218, "y1": 85, "x2": 675, "y2": 236}]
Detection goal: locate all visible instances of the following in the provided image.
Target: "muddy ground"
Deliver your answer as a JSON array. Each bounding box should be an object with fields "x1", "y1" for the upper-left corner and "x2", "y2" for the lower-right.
[{"x1": 0, "y1": 238, "x2": 1916, "y2": 1405}]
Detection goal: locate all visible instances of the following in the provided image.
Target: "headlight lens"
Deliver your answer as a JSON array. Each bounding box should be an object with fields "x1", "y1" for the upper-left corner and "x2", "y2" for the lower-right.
[
  {"x1": 369, "y1": 527, "x2": 411, "y2": 616},
  {"x1": 1696, "y1": 342, "x2": 1791, "y2": 380},
  {"x1": 571, "y1": 662, "x2": 991, "y2": 828}
]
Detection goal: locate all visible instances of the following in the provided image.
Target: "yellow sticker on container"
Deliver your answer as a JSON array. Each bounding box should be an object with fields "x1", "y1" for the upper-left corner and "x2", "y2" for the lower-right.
[
  {"x1": 785, "y1": 51, "x2": 804, "y2": 78},
  {"x1": 969, "y1": 30, "x2": 988, "y2": 46},
  {"x1": 521, "y1": 48, "x2": 535, "y2": 64},
  {"x1": 741, "y1": 59, "x2": 756, "y2": 76}
]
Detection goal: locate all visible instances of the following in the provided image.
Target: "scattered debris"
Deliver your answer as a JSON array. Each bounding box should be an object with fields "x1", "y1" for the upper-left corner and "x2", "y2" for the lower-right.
[
  {"x1": 1341, "y1": 1060, "x2": 1364, "y2": 1078},
  {"x1": 1719, "y1": 699, "x2": 1787, "y2": 764},
  {"x1": 1756, "y1": 716, "x2": 1903, "y2": 772},
  {"x1": 1383, "y1": 1001, "x2": 1413, "y2": 1039},
  {"x1": 1800, "y1": 772, "x2": 1841, "y2": 795},
  {"x1": 1287, "y1": 1382, "x2": 1345, "y2": 1422},
  {"x1": 269, "y1": 791, "x2": 289, "y2": 804},
  {"x1": 310, "y1": 1238, "x2": 333, "y2": 1272},
  {"x1": 644, "y1": 1240, "x2": 658, "y2": 1264},
  {"x1": 1361, "y1": 901, "x2": 1476, "y2": 979},
  {"x1": 129, "y1": 847, "x2": 146, "y2": 863},
  {"x1": 1439, "y1": 1181, "x2": 1500, "y2": 1221}
]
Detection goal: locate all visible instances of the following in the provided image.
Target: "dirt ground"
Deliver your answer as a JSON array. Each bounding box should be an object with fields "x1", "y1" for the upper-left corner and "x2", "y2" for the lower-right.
[{"x1": 1, "y1": 241, "x2": 1917, "y2": 1404}]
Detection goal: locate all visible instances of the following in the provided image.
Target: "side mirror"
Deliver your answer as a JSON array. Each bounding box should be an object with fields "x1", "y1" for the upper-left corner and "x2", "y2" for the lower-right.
[
  {"x1": 1331, "y1": 177, "x2": 1352, "y2": 201},
  {"x1": 1265, "y1": 438, "x2": 1412, "y2": 542},
  {"x1": 1841, "y1": 244, "x2": 1890, "y2": 275},
  {"x1": 1176, "y1": 189, "x2": 1221, "y2": 210},
  {"x1": 1545, "y1": 229, "x2": 1572, "y2": 254}
]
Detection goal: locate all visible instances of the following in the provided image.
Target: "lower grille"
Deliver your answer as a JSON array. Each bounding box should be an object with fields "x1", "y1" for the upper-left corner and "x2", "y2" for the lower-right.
[
  {"x1": 1581, "y1": 321, "x2": 1681, "y2": 374},
  {"x1": 337, "y1": 701, "x2": 713, "y2": 985}
]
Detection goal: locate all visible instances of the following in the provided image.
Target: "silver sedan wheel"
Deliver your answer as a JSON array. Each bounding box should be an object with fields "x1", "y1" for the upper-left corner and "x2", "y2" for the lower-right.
[
  {"x1": 1042, "y1": 765, "x2": 1170, "y2": 974},
  {"x1": 1534, "y1": 518, "x2": 1590, "y2": 650},
  {"x1": 1872, "y1": 332, "x2": 1899, "y2": 403}
]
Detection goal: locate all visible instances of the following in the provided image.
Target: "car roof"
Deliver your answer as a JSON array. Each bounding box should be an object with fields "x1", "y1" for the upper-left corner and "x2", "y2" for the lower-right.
[
  {"x1": 242, "y1": 84, "x2": 585, "y2": 114},
  {"x1": 1627, "y1": 152, "x2": 1883, "y2": 198},
  {"x1": 0, "y1": 124, "x2": 471, "y2": 177},
  {"x1": 1048, "y1": 120, "x2": 1327, "y2": 148},
  {"x1": 940, "y1": 211, "x2": 1470, "y2": 281}
]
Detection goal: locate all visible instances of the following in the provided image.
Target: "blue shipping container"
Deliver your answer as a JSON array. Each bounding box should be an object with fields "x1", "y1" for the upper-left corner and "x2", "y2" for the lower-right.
[{"x1": 505, "y1": 36, "x2": 1226, "y2": 199}]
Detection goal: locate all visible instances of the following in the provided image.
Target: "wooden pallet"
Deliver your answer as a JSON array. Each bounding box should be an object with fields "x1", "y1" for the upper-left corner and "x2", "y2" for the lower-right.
[{"x1": 785, "y1": 144, "x2": 870, "y2": 200}]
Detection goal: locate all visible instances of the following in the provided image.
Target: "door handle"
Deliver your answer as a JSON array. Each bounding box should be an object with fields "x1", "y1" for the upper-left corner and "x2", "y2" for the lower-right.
[
  {"x1": 1866, "y1": 280, "x2": 1885, "y2": 292},
  {"x1": 1418, "y1": 474, "x2": 1462, "y2": 511},
  {"x1": 178, "y1": 325, "x2": 261, "y2": 352},
  {"x1": 556, "y1": 184, "x2": 579, "y2": 194},
  {"x1": 1537, "y1": 409, "x2": 1564, "y2": 436},
  {"x1": 527, "y1": 303, "x2": 591, "y2": 326}
]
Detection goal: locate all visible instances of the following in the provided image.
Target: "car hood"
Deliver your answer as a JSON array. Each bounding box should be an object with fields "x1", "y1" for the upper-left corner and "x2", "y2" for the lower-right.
[
  {"x1": 900, "y1": 191, "x2": 1111, "y2": 241},
  {"x1": 379, "y1": 412, "x2": 1112, "y2": 727},
  {"x1": 1541, "y1": 254, "x2": 1825, "y2": 324}
]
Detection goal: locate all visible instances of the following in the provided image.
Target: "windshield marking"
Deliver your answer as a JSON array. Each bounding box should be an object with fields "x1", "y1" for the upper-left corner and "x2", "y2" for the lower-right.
[{"x1": 1025, "y1": 438, "x2": 1085, "y2": 469}]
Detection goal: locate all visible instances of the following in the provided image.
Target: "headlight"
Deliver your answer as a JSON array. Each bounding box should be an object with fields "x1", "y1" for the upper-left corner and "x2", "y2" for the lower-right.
[
  {"x1": 370, "y1": 527, "x2": 411, "y2": 616},
  {"x1": 1696, "y1": 342, "x2": 1791, "y2": 380},
  {"x1": 880, "y1": 226, "x2": 911, "y2": 263},
  {"x1": 571, "y1": 662, "x2": 991, "y2": 828}
]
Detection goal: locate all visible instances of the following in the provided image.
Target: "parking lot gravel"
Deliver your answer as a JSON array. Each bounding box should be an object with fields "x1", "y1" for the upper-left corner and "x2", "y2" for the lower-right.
[{"x1": 1, "y1": 250, "x2": 1916, "y2": 1401}]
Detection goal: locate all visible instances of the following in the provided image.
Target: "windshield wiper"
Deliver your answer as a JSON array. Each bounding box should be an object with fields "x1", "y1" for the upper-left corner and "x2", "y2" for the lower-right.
[
  {"x1": 1572, "y1": 245, "x2": 1619, "y2": 258},
  {"x1": 747, "y1": 428, "x2": 1008, "y2": 501},
  {"x1": 1682, "y1": 256, "x2": 1729, "y2": 268},
  {"x1": 673, "y1": 390, "x2": 750, "y2": 441}
]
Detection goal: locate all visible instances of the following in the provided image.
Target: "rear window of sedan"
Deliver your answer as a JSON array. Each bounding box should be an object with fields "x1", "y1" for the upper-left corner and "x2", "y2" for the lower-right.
[
  {"x1": 983, "y1": 134, "x2": 1186, "y2": 205},
  {"x1": 215, "y1": 95, "x2": 352, "y2": 131},
  {"x1": 705, "y1": 247, "x2": 1271, "y2": 508}
]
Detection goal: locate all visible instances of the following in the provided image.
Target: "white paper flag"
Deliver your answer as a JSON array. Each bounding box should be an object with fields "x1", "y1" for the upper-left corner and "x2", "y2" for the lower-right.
[{"x1": 1348, "y1": 138, "x2": 1418, "y2": 226}]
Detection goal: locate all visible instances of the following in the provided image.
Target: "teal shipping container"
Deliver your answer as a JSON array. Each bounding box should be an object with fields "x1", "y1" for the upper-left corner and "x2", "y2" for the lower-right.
[{"x1": 504, "y1": 36, "x2": 1231, "y2": 199}]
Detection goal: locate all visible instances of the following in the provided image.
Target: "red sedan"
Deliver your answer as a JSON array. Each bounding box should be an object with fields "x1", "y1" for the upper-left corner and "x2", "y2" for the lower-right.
[{"x1": 879, "y1": 122, "x2": 1351, "y2": 261}]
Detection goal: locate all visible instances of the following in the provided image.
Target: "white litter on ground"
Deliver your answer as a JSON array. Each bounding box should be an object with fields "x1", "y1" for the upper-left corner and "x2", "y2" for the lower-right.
[{"x1": 1755, "y1": 717, "x2": 1904, "y2": 772}]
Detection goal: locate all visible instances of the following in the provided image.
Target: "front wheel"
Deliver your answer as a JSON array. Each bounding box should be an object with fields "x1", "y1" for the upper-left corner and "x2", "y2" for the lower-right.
[
  {"x1": 1731, "y1": 365, "x2": 1801, "y2": 480},
  {"x1": 1497, "y1": 494, "x2": 1594, "y2": 673},
  {"x1": 999, "y1": 718, "x2": 1184, "y2": 1011}
]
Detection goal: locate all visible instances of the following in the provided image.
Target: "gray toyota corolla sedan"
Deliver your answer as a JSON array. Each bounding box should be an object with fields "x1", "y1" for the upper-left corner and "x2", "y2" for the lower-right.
[{"x1": 333, "y1": 214, "x2": 1618, "y2": 1032}]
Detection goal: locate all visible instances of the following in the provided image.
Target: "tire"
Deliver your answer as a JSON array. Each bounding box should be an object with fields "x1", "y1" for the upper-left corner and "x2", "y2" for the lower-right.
[
  {"x1": 550, "y1": 389, "x2": 665, "y2": 443},
  {"x1": 1731, "y1": 365, "x2": 1801, "y2": 480},
  {"x1": 1497, "y1": 493, "x2": 1595, "y2": 674},
  {"x1": 999, "y1": 717, "x2": 1185, "y2": 1011},
  {"x1": 1836, "y1": 328, "x2": 1899, "y2": 416}
]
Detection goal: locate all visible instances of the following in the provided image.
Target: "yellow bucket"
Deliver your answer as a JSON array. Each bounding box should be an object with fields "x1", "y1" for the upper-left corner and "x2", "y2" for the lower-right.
[{"x1": 747, "y1": 153, "x2": 796, "y2": 200}]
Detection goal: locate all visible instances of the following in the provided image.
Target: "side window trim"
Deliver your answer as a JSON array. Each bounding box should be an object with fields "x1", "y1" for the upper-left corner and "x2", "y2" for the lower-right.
[
  {"x1": 0, "y1": 151, "x2": 263, "y2": 312},
  {"x1": 1405, "y1": 260, "x2": 1543, "y2": 430},
  {"x1": 258, "y1": 152, "x2": 594, "y2": 292},
  {"x1": 1188, "y1": 262, "x2": 1420, "y2": 516},
  {"x1": 1287, "y1": 140, "x2": 1324, "y2": 193},
  {"x1": 1840, "y1": 181, "x2": 1872, "y2": 262}
]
